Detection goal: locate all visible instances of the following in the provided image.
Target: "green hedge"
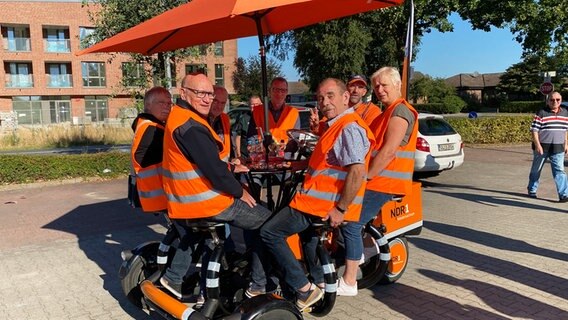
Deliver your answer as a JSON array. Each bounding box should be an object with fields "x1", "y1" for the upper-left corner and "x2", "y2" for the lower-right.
[
  {"x1": 0, "y1": 151, "x2": 130, "y2": 185},
  {"x1": 446, "y1": 115, "x2": 533, "y2": 144},
  {"x1": 499, "y1": 101, "x2": 544, "y2": 113}
]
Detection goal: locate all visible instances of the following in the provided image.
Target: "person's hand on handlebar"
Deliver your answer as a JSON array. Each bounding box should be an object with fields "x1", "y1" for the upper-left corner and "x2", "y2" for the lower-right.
[
  {"x1": 322, "y1": 207, "x2": 345, "y2": 228},
  {"x1": 230, "y1": 158, "x2": 249, "y2": 173},
  {"x1": 239, "y1": 189, "x2": 257, "y2": 208}
]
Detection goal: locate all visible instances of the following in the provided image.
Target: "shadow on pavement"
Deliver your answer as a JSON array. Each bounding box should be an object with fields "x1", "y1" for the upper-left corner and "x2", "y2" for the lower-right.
[
  {"x1": 42, "y1": 198, "x2": 164, "y2": 319},
  {"x1": 371, "y1": 282, "x2": 509, "y2": 319},
  {"x1": 419, "y1": 269, "x2": 568, "y2": 318},
  {"x1": 417, "y1": 180, "x2": 568, "y2": 213},
  {"x1": 424, "y1": 221, "x2": 568, "y2": 263},
  {"x1": 410, "y1": 238, "x2": 568, "y2": 301}
]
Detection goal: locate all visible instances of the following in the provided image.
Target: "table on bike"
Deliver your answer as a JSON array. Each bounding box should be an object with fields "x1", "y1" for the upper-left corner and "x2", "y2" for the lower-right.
[{"x1": 244, "y1": 159, "x2": 308, "y2": 213}]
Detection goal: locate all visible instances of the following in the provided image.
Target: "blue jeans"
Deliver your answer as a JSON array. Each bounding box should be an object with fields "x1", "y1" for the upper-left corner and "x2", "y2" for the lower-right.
[
  {"x1": 164, "y1": 199, "x2": 272, "y2": 287},
  {"x1": 260, "y1": 207, "x2": 323, "y2": 291},
  {"x1": 341, "y1": 190, "x2": 392, "y2": 260},
  {"x1": 527, "y1": 150, "x2": 568, "y2": 198}
]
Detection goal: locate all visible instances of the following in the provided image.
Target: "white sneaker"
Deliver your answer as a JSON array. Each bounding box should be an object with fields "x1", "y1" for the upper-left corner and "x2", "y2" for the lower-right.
[{"x1": 336, "y1": 277, "x2": 357, "y2": 296}]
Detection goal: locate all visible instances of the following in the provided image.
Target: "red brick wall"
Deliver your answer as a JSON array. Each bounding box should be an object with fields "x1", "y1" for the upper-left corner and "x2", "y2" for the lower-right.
[{"x1": 0, "y1": 1, "x2": 238, "y2": 118}]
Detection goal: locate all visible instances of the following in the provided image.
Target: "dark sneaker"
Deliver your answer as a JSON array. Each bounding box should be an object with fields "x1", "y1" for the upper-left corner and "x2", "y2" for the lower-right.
[
  {"x1": 159, "y1": 277, "x2": 182, "y2": 299},
  {"x1": 296, "y1": 284, "x2": 323, "y2": 312},
  {"x1": 528, "y1": 192, "x2": 537, "y2": 199},
  {"x1": 559, "y1": 196, "x2": 568, "y2": 203}
]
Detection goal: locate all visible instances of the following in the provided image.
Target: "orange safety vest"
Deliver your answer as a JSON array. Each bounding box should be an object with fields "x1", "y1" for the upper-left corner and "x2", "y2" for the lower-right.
[
  {"x1": 131, "y1": 118, "x2": 167, "y2": 212},
  {"x1": 252, "y1": 104, "x2": 299, "y2": 143},
  {"x1": 366, "y1": 98, "x2": 418, "y2": 196},
  {"x1": 217, "y1": 113, "x2": 231, "y2": 163},
  {"x1": 162, "y1": 104, "x2": 234, "y2": 219},
  {"x1": 354, "y1": 102, "x2": 382, "y2": 126},
  {"x1": 290, "y1": 113, "x2": 375, "y2": 222}
]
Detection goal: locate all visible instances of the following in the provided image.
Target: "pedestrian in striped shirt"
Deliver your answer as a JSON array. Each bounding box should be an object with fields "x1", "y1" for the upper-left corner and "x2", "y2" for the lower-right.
[{"x1": 527, "y1": 92, "x2": 568, "y2": 202}]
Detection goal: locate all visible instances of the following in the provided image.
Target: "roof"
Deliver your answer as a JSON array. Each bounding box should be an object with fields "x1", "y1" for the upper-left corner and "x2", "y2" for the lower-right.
[
  {"x1": 288, "y1": 81, "x2": 310, "y2": 95},
  {"x1": 445, "y1": 72, "x2": 504, "y2": 89}
]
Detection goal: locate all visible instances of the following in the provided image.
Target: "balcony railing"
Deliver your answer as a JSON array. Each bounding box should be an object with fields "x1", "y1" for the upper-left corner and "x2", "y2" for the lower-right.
[
  {"x1": 2, "y1": 37, "x2": 31, "y2": 51},
  {"x1": 44, "y1": 39, "x2": 71, "y2": 53},
  {"x1": 5, "y1": 74, "x2": 34, "y2": 88},
  {"x1": 46, "y1": 74, "x2": 73, "y2": 88}
]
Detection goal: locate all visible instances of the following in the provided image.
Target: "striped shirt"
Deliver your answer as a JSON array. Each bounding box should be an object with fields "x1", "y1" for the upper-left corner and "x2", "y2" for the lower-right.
[{"x1": 530, "y1": 107, "x2": 568, "y2": 153}]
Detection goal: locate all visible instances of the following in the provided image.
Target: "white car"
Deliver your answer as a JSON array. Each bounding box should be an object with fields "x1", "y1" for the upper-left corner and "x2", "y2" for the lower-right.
[{"x1": 414, "y1": 113, "x2": 464, "y2": 174}]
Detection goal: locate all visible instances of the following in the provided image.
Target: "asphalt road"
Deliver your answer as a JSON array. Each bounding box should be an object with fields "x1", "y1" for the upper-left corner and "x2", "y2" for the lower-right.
[{"x1": 1, "y1": 144, "x2": 567, "y2": 319}]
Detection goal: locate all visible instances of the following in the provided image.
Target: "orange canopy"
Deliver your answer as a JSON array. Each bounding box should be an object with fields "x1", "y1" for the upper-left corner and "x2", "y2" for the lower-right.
[{"x1": 77, "y1": 0, "x2": 404, "y2": 56}]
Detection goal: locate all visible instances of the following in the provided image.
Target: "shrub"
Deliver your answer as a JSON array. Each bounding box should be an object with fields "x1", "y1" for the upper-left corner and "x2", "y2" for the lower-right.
[
  {"x1": 446, "y1": 115, "x2": 533, "y2": 144},
  {"x1": 0, "y1": 151, "x2": 130, "y2": 185},
  {"x1": 499, "y1": 101, "x2": 544, "y2": 113}
]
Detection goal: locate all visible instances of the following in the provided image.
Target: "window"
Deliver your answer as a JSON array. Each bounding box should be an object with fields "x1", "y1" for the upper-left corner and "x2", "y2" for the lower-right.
[
  {"x1": 214, "y1": 64, "x2": 224, "y2": 86},
  {"x1": 185, "y1": 63, "x2": 207, "y2": 75},
  {"x1": 81, "y1": 62, "x2": 106, "y2": 87},
  {"x1": 45, "y1": 63, "x2": 72, "y2": 87},
  {"x1": 79, "y1": 27, "x2": 96, "y2": 49},
  {"x1": 214, "y1": 41, "x2": 224, "y2": 56},
  {"x1": 13, "y1": 96, "x2": 42, "y2": 125},
  {"x1": 85, "y1": 96, "x2": 108, "y2": 122},
  {"x1": 121, "y1": 62, "x2": 146, "y2": 87},
  {"x1": 1, "y1": 24, "x2": 31, "y2": 51},
  {"x1": 12, "y1": 96, "x2": 72, "y2": 125},
  {"x1": 43, "y1": 27, "x2": 70, "y2": 52},
  {"x1": 4, "y1": 62, "x2": 33, "y2": 88}
]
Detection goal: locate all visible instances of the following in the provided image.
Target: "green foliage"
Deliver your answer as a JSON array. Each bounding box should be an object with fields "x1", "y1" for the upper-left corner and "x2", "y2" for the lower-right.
[
  {"x1": 82, "y1": 0, "x2": 196, "y2": 88},
  {"x1": 447, "y1": 116, "x2": 533, "y2": 144},
  {"x1": 231, "y1": 56, "x2": 282, "y2": 99},
  {"x1": 0, "y1": 152, "x2": 130, "y2": 185},
  {"x1": 499, "y1": 100, "x2": 544, "y2": 113},
  {"x1": 442, "y1": 95, "x2": 467, "y2": 113}
]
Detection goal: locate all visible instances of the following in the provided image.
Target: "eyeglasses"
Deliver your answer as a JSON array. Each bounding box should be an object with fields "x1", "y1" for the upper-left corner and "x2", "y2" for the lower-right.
[
  {"x1": 551, "y1": 99, "x2": 561, "y2": 102},
  {"x1": 271, "y1": 87, "x2": 287, "y2": 93},
  {"x1": 182, "y1": 86, "x2": 215, "y2": 99}
]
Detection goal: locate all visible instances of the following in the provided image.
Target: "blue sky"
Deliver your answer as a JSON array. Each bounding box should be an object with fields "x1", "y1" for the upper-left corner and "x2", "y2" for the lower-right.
[{"x1": 237, "y1": 14, "x2": 524, "y2": 81}]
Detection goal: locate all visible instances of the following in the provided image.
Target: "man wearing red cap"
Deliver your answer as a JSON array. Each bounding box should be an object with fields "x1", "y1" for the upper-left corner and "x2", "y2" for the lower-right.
[{"x1": 346, "y1": 74, "x2": 382, "y2": 125}]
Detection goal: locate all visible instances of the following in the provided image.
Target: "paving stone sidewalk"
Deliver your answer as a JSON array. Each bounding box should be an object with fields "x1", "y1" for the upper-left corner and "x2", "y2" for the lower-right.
[{"x1": 0, "y1": 145, "x2": 567, "y2": 319}]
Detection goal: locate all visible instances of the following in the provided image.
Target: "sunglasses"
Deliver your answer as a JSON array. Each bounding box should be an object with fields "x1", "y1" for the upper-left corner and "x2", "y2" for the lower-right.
[{"x1": 551, "y1": 99, "x2": 561, "y2": 102}]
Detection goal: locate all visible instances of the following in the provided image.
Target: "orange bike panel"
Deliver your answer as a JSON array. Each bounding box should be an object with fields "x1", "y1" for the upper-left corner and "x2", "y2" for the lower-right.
[
  {"x1": 140, "y1": 280, "x2": 191, "y2": 319},
  {"x1": 374, "y1": 181, "x2": 422, "y2": 236}
]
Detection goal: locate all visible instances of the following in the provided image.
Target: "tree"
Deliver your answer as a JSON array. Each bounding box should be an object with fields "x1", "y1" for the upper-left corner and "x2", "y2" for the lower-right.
[
  {"x1": 81, "y1": 0, "x2": 197, "y2": 90},
  {"x1": 498, "y1": 55, "x2": 568, "y2": 100},
  {"x1": 268, "y1": 1, "x2": 567, "y2": 91},
  {"x1": 231, "y1": 56, "x2": 282, "y2": 101}
]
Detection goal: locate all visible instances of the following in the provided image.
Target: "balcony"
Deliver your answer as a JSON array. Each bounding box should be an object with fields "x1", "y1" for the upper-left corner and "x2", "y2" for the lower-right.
[
  {"x1": 46, "y1": 74, "x2": 73, "y2": 88},
  {"x1": 2, "y1": 37, "x2": 31, "y2": 51},
  {"x1": 44, "y1": 39, "x2": 71, "y2": 53},
  {"x1": 5, "y1": 74, "x2": 34, "y2": 88}
]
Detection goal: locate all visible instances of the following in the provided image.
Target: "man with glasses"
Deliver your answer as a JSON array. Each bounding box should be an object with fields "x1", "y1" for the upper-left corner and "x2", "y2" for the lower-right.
[
  {"x1": 246, "y1": 77, "x2": 301, "y2": 144},
  {"x1": 528, "y1": 91, "x2": 568, "y2": 202},
  {"x1": 159, "y1": 73, "x2": 272, "y2": 300}
]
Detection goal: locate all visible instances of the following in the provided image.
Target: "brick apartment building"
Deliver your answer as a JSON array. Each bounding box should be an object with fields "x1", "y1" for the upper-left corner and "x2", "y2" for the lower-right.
[{"x1": 0, "y1": 0, "x2": 237, "y2": 127}]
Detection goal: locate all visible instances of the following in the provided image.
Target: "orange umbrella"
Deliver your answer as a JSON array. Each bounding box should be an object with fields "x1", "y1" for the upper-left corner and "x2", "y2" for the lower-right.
[{"x1": 77, "y1": 0, "x2": 404, "y2": 101}]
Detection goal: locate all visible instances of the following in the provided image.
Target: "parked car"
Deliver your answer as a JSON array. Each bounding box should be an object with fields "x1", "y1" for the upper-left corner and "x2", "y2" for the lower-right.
[{"x1": 414, "y1": 113, "x2": 464, "y2": 174}]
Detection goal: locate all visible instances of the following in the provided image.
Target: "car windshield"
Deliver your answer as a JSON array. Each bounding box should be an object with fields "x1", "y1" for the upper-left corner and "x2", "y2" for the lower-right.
[{"x1": 419, "y1": 118, "x2": 457, "y2": 136}]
